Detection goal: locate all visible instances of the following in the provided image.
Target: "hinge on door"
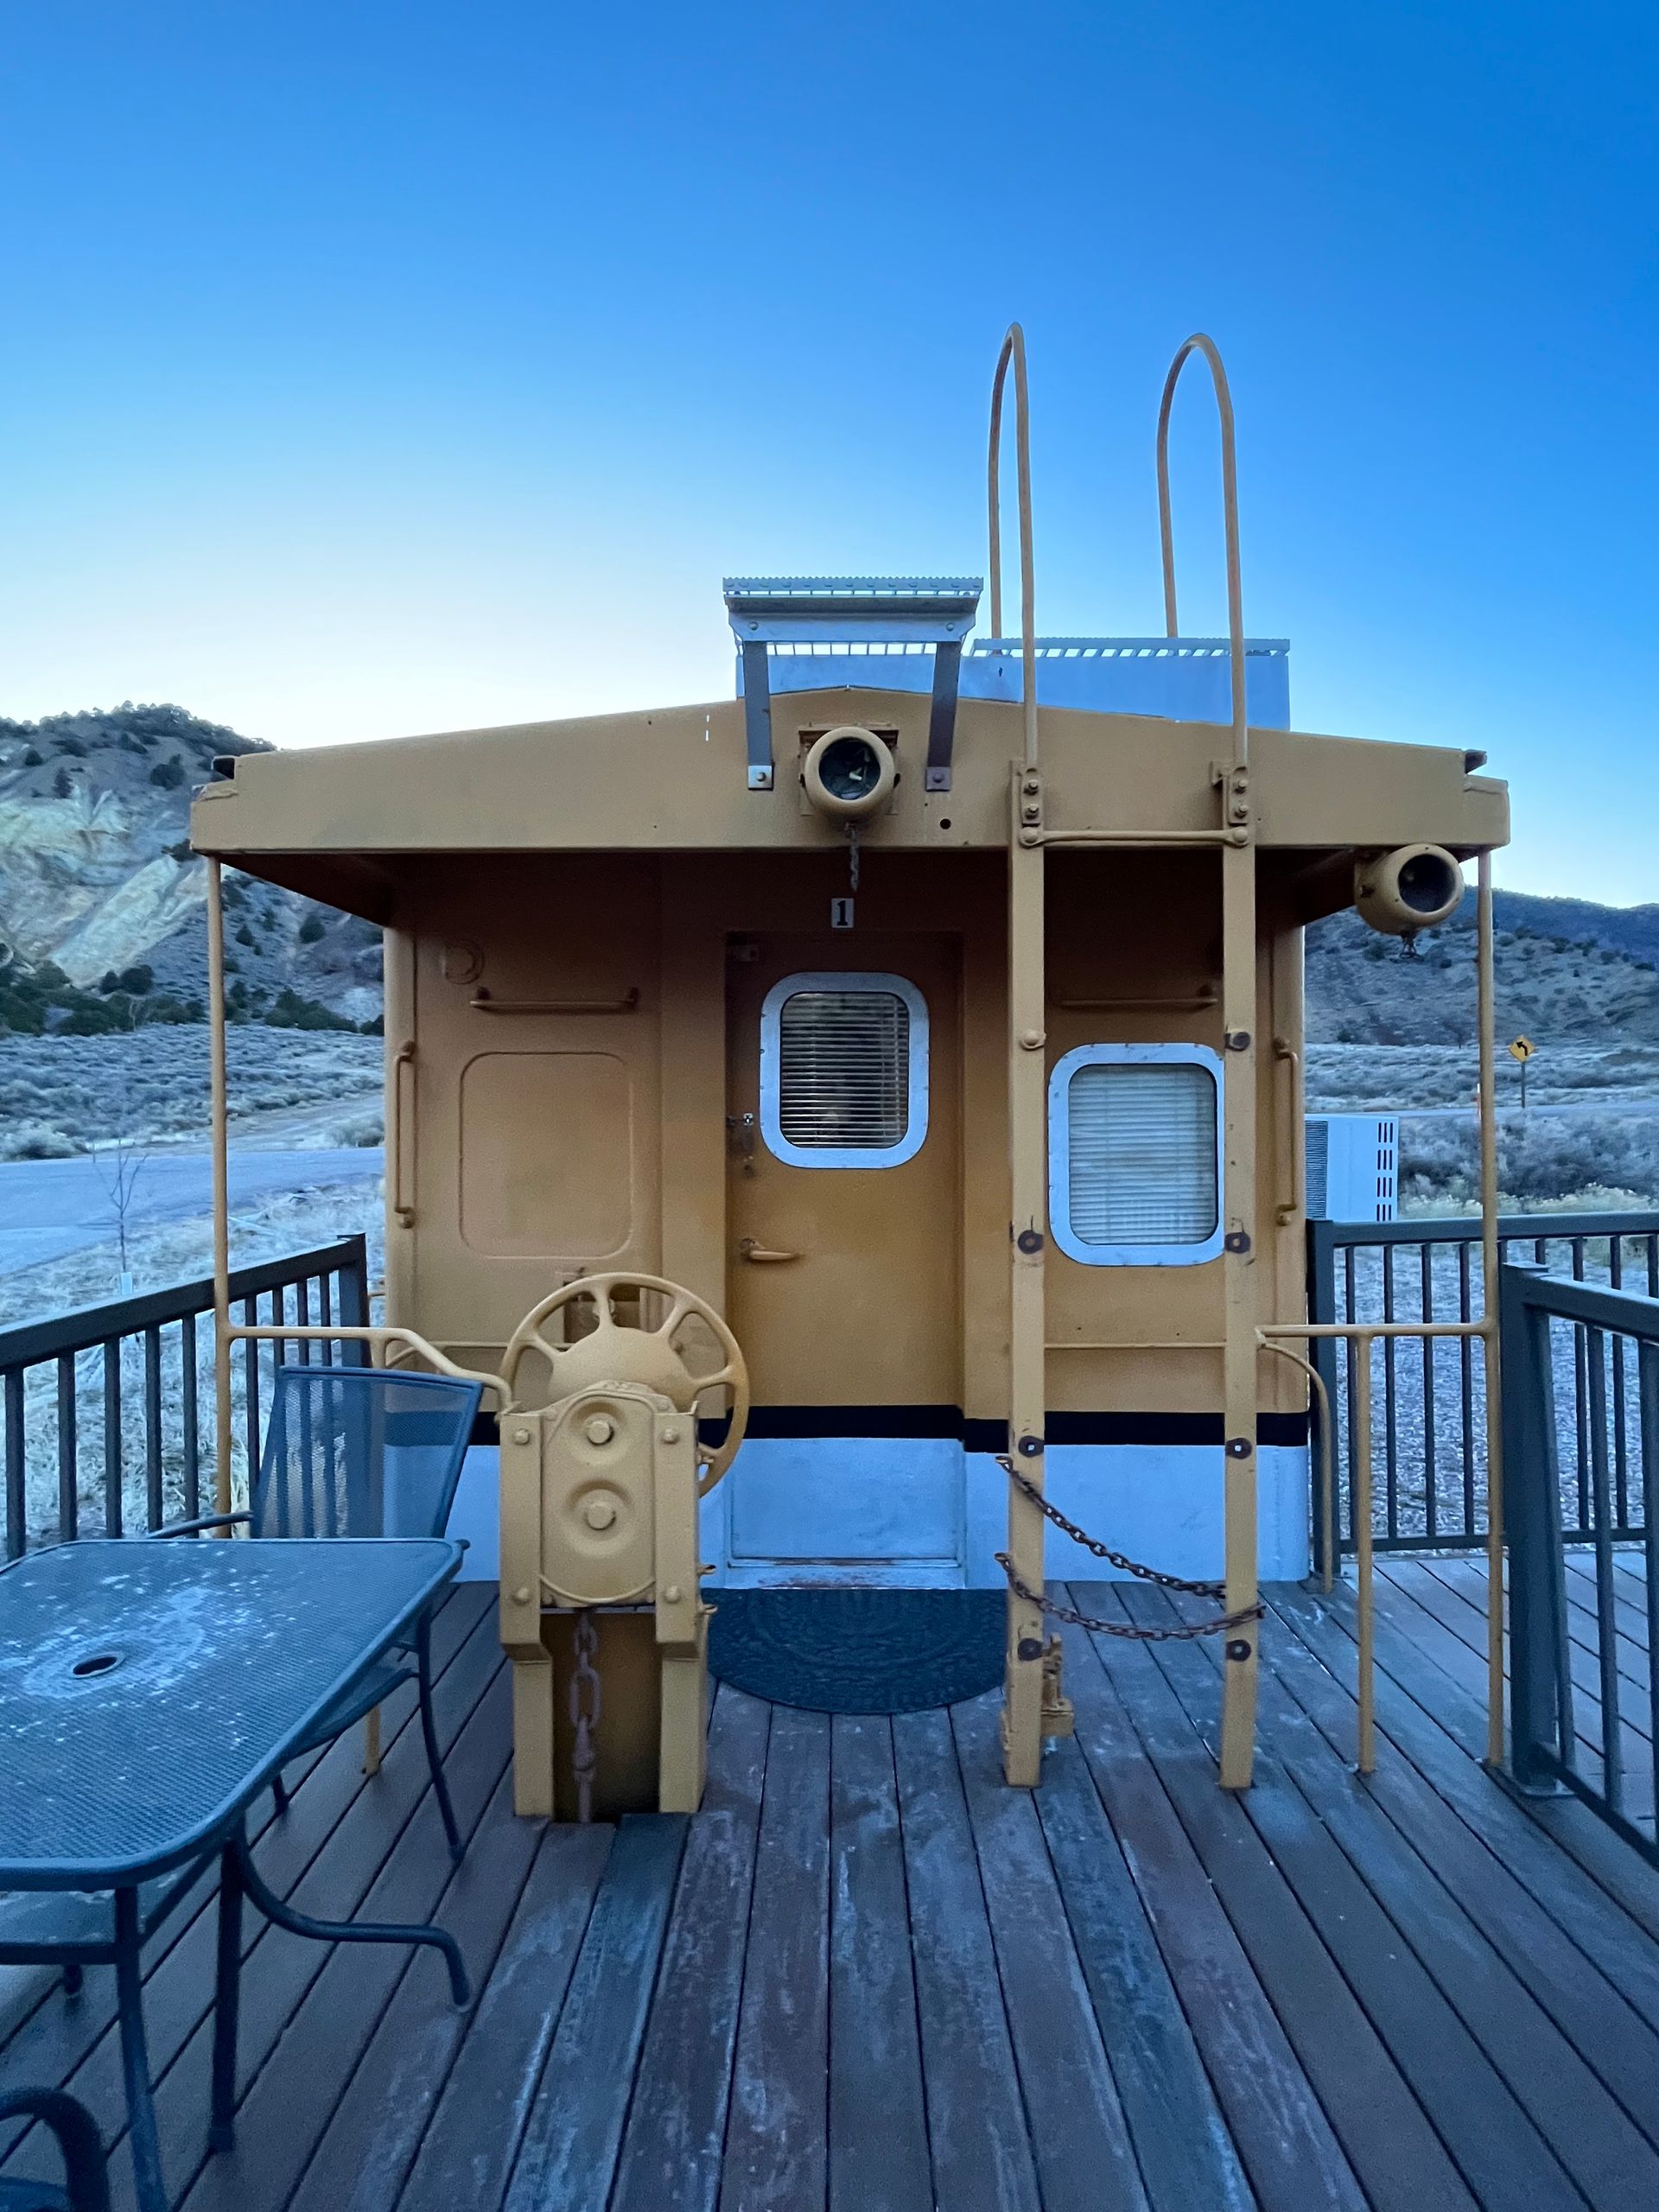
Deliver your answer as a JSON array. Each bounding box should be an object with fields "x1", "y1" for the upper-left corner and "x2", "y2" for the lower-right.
[{"x1": 726, "y1": 1112, "x2": 756, "y2": 1175}]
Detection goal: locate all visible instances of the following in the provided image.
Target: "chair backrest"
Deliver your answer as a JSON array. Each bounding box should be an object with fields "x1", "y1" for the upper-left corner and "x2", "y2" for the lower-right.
[{"x1": 252, "y1": 1366, "x2": 483, "y2": 1542}]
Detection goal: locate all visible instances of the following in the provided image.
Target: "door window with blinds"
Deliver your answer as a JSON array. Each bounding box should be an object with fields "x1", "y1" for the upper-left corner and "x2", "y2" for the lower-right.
[
  {"x1": 760, "y1": 973, "x2": 930, "y2": 1168},
  {"x1": 1047, "y1": 1045, "x2": 1224, "y2": 1265}
]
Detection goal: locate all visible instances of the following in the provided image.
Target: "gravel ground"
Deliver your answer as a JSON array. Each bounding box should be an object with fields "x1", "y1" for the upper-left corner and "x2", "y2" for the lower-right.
[{"x1": 1323, "y1": 1233, "x2": 1655, "y2": 1550}]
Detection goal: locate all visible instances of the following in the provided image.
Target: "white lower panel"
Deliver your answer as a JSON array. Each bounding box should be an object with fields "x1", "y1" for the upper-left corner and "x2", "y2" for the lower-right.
[
  {"x1": 724, "y1": 1436, "x2": 964, "y2": 1567},
  {"x1": 445, "y1": 1445, "x2": 502, "y2": 1580},
  {"x1": 451, "y1": 1435, "x2": 1312, "y2": 1587},
  {"x1": 964, "y1": 1445, "x2": 1310, "y2": 1587}
]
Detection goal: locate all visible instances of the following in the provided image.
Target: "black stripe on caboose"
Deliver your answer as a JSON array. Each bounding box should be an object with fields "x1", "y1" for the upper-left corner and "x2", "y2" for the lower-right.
[{"x1": 469, "y1": 1408, "x2": 1310, "y2": 1450}]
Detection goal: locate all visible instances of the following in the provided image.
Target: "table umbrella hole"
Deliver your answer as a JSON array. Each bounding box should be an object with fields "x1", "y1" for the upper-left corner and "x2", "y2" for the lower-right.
[{"x1": 70, "y1": 1653, "x2": 121, "y2": 1679}]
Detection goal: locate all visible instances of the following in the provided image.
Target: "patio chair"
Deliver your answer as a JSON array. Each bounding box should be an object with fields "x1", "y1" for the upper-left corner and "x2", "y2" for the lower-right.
[
  {"x1": 157, "y1": 1364, "x2": 484, "y2": 1860},
  {"x1": 0, "y1": 2089, "x2": 109, "y2": 2211}
]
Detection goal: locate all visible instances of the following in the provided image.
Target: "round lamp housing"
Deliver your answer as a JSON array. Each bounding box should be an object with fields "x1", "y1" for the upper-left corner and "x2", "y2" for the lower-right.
[
  {"x1": 801, "y1": 727, "x2": 896, "y2": 822},
  {"x1": 1354, "y1": 844, "x2": 1465, "y2": 937}
]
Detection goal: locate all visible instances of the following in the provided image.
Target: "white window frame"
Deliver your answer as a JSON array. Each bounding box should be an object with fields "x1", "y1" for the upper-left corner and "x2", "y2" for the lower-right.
[
  {"x1": 760, "y1": 971, "x2": 930, "y2": 1169},
  {"x1": 1047, "y1": 1042, "x2": 1224, "y2": 1267}
]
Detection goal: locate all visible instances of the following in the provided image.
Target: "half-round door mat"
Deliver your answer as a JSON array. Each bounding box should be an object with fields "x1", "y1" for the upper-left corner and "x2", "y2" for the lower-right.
[{"x1": 707, "y1": 1588, "x2": 1005, "y2": 1714}]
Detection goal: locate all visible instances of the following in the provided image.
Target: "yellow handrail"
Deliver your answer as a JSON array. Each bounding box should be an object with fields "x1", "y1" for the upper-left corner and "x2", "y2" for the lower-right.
[
  {"x1": 988, "y1": 324, "x2": 1039, "y2": 773},
  {"x1": 1154, "y1": 334, "x2": 1248, "y2": 775},
  {"x1": 227, "y1": 1323, "x2": 512, "y2": 1408},
  {"x1": 1255, "y1": 1336, "x2": 1336, "y2": 1599}
]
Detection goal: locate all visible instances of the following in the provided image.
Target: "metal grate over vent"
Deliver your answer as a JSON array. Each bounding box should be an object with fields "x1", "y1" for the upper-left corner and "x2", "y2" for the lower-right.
[
  {"x1": 1306, "y1": 1118, "x2": 1331, "y2": 1219},
  {"x1": 777, "y1": 989, "x2": 910, "y2": 1149},
  {"x1": 1066, "y1": 1063, "x2": 1218, "y2": 1245}
]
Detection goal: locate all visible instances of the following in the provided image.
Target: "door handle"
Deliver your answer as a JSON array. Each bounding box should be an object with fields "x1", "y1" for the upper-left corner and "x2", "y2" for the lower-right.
[{"x1": 738, "y1": 1237, "x2": 801, "y2": 1264}]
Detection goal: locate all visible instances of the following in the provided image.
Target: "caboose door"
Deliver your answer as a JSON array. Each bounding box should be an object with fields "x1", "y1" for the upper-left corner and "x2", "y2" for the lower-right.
[{"x1": 721, "y1": 933, "x2": 963, "y2": 1580}]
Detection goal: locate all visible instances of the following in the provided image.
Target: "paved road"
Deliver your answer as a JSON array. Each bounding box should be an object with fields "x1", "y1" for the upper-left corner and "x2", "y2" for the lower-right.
[{"x1": 0, "y1": 1149, "x2": 385, "y2": 1274}]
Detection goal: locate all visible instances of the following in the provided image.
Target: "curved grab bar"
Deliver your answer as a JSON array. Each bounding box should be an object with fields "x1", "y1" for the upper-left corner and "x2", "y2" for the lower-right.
[
  {"x1": 988, "y1": 324, "x2": 1040, "y2": 772},
  {"x1": 391, "y1": 1041, "x2": 416, "y2": 1226},
  {"x1": 470, "y1": 988, "x2": 639, "y2": 1016},
  {"x1": 1274, "y1": 1034, "x2": 1304, "y2": 1223},
  {"x1": 1154, "y1": 334, "x2": 1249, "y2": 772},
  {"x1": 227, "y1": 1321, "x2": 512, "y2": 1408}
]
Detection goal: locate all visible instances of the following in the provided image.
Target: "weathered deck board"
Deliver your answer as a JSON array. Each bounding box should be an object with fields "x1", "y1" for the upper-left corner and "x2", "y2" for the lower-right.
[
  {"x1": 10, "y1": 1567, "x2": 1659, "y2": 2209},
  {"x1": 1254, "y1": 1587, "x2": 1659, "y2": 2149},
  {"x1": 719, "y1": 1702, "x2": 829, "y2": 2212},
  {"x1": 1033, "y1": 1734, "x2": 1252, "y2": 2212},
  {"x1": 500, "y1": 1815, "x2": 687, "y2": 2212},
  {"x1": 1062, "y1": 1595, "x2": 1448, "y2": 2212},
  {"x1": 1139, "y1": 1585, "x2": 1659, "y2": 2210},
  {"x1": 891, "y1": 1706, "x2": 1041, "y2": 2212},
  {"x1": 392, "y1": 1821, "x2": 612, "y2": 2212},
  {"x1": 950, "y1": 1695, "x2": 1148, "y2": 2212},
  {"x1": 607, "y1": 1690, "x2": 768, "y2": 2212},
  {"x1": 282, "y1": 1766, "x2": 544, "y2": 2212},
  {"x1": 826, "y1": 1713, "x2": 931, "y2": 2212}
]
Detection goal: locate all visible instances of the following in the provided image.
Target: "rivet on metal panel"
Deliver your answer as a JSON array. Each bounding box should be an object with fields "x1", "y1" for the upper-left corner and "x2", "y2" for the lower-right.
[
  {"x1": 1016, "y1": 1637, "x2": 1045, "y2": 1662},
  {"x1": 1016, "y1": 1228, "x2": 1045, "y2": 1255},
  {"x1": 1224, "y1": 1230, "x2": 1252, "y2": 1255},
  {"x1": 1224, "y1": 1639, "x2": 1253, "y2": 1662},
  {"x1": 1224, "y1": 1436, "x2": 1254, "y2": 1459},
  {"x1": 512, "y1": 1427, "x2": 531, "y2": 1446},
  {"x1": 1224, "y1": 1028, "x2": 1252, "y2": 1051},
  {"x1": 1019, "y1": 1028, "x2": 1045, "y2": 1051},
  {"x1": 1017, "y1": 1433, "x2": 1044, "y2": 1459}
]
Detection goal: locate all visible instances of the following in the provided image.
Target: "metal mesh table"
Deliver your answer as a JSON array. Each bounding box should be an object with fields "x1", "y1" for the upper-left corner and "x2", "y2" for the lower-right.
[
  {"x1": 0, "y1": 1538, "x2": 458, "y2": 1885},
  {"x1": 0, "y1": 1536, "x2": 464, "y2": 2209}
]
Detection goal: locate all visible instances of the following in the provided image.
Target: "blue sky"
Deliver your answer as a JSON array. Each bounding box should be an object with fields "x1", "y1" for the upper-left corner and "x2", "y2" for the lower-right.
[{"x1": 2, "y1": 2, "x2": 1654, "y2": 899}]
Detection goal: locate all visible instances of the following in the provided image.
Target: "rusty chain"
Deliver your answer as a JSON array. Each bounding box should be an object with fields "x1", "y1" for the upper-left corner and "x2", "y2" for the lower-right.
[
  {"x1": 997, "y1": 1557, "x2": 1263, "y2": 1643},
  {"x1": 997, "y1": 1457, "x2": 1264, "y2": 1643},
  {"x1": 569, "y1": 1611, "x2": 602, "y2": 1824},
  {"x1": 1000, "y1": 1457, "x2": 1229, "y2": 1595}
]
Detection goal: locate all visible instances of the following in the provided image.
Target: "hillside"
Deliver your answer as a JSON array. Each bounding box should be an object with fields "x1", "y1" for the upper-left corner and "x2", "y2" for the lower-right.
[
  {"x1": 1305, "y1": 892, "x2": 1659, "y2": 1047},
  {"x1": 0, "y1": 704, "x2": 380, "y2": 1031},
  {"x1": 3, "y1": 700, "x2": 1651, "y2": 1053}
]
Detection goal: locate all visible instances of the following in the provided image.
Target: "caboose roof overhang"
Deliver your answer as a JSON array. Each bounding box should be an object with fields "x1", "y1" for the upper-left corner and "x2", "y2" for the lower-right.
[{"x1": 189, "y1": 686, "x2": 1508, "y2": 927}]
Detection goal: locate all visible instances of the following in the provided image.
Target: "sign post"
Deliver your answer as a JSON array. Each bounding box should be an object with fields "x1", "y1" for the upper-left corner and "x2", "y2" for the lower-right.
[{"x1": 1509, "y1": 1034, "x2": 1535, "y2": 1109}]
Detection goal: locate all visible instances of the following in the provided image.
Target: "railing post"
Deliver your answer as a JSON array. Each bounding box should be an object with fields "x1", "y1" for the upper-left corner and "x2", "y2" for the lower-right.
[
  {"x1": 338, "y1": 1237, "x2": 371, "y2": 1368},
  {"x1": 1306, "y1": 1220, "x2": 1343, "y2": 1576},
  {"x1": 1501, "y1": 1261, "x2": 1567, "y2": 1787},
  {"x1": 4, "y1": 1370, "x2": 24, "y2": 1561}
]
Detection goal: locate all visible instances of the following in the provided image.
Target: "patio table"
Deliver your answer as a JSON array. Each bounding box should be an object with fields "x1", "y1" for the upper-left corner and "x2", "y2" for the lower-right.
[{"x1": 0, "y1": 1536, "x2": 467, "y2": 2212}]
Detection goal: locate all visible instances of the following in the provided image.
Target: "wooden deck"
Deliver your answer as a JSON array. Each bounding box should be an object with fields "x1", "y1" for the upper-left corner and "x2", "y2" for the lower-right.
[{"x1": 6, "y1": 1565, "x2": 1659, "y2": 2210}]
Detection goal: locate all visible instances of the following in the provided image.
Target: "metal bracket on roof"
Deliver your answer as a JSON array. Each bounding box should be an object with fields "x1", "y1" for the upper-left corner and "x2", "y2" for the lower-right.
[{"x1": 723, "y1": 577, "x2": 982, "y2": 792}]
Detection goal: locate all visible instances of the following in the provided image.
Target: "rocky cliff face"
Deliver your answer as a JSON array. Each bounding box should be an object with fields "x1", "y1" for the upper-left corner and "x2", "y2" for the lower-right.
[{"x1": 0, "y1": 705, "x2": 380, "y2": 1026}]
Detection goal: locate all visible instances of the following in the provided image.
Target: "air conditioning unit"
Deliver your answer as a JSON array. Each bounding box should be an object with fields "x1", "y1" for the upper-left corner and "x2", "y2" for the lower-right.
[{"x1": 1306, "y1": 1113, "x2": 1398, "y2": 1223}]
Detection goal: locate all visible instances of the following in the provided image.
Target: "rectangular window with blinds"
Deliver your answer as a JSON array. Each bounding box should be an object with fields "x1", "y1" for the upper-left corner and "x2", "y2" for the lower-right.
[
  {"x1": 760, "y1": 971, "x2": 929, "y2": 1168},
  {"x1": 1048, "y1": 1045, "x2": 1224, "y2": 1265}
]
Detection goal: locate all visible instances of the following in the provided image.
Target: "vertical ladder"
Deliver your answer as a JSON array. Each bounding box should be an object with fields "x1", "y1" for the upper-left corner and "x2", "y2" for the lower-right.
[{"x1": 995, "y1": 328, "x2": 1263, "y2": 1791}]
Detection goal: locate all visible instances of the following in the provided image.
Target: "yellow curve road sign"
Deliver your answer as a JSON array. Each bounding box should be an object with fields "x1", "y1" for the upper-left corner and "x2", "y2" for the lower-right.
[{"x1": 1509, "y1": 1036, "x2": 1536, "y2": 1062}]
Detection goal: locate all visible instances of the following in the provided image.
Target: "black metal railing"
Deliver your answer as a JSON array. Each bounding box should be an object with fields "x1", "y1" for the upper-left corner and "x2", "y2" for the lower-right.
[
  {"x1": 1, "y1": 1237, "x2": 369, "y2": 1558},
  {"x1": 1308, "y1": 1212, "x2": 1659, "y2": 1566},
  {"x1": 1503, "y1": 1260, "x2": 1658, "y2": 1863}
]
